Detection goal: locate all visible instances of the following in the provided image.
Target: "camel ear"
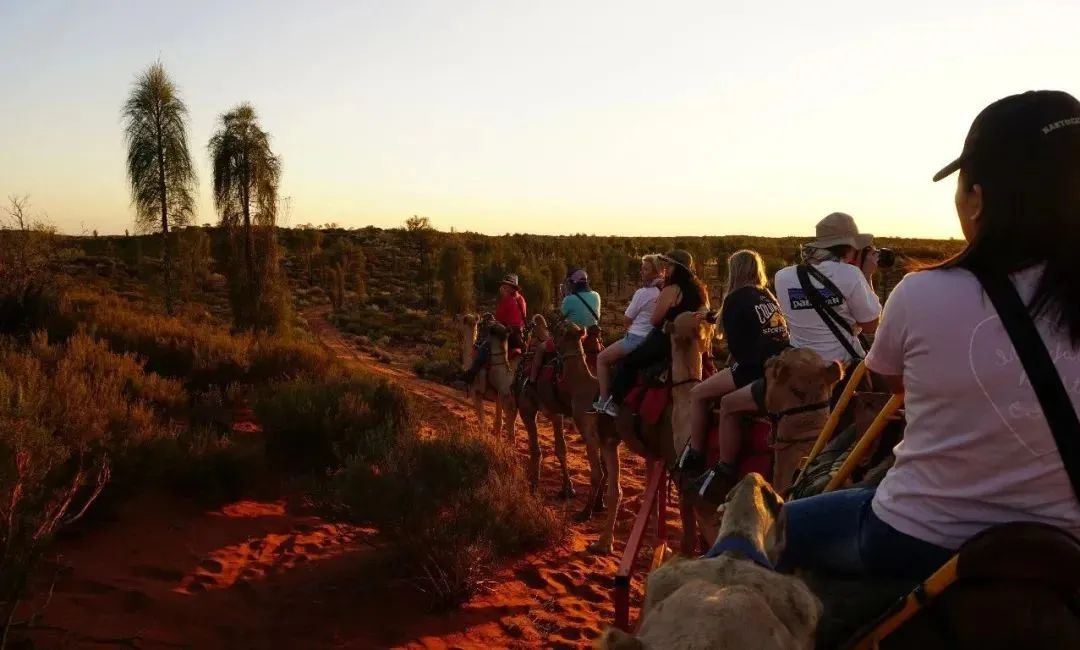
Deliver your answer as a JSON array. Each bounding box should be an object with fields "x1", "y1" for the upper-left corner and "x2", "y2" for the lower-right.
[
  {"x1": 761, "y1": 482, "x2": 784, "y2": 516},
  {"x1": 596, "y1": 628, "x2": 643, "y2": 650},
  {"x1": 821, "y1": 360, "x2": 844, "y2": 386}
]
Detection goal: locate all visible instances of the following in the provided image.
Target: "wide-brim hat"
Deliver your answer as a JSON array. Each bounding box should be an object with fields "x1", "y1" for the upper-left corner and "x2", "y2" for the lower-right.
[
  {"x1": 805, "y1": 212, "x2": 872, "y2": 250},
  {"x1": 500, "y1": 273, "x2": 519, "y2": 288},
  {"x1": 658, "y1": 249, "x2": 693, "y2": 272}
]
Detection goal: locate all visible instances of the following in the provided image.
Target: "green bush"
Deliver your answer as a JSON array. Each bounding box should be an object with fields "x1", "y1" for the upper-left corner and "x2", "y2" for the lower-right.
[{"x1": 256, "y1": 374, "x2": 414, "y2": 471}]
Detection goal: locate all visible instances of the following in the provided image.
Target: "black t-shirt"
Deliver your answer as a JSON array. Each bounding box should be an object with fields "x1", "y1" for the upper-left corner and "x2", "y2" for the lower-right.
[{"x1": 720, "y1": 286, "x2": 790, "y2": 369}]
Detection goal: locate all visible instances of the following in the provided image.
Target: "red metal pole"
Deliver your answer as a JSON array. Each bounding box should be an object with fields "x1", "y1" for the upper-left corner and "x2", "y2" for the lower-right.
[{"x1": 613, "y1": 459, "x2": 665, "y2": 631}]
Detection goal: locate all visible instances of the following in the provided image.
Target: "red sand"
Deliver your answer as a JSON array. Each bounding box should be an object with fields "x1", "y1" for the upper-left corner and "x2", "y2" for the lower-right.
[{"x1": 23, "y1": 310, "x2": 683, "y2": 649}]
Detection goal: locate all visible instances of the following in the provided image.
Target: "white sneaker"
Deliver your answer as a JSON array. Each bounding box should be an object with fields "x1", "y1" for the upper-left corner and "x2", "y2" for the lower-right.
[
  {"x1": 588, "y1": 398, "x2": 606, "y2": 414},
  {"x1": 602, "y1": 400, "x2": 619, "y2": 417}
]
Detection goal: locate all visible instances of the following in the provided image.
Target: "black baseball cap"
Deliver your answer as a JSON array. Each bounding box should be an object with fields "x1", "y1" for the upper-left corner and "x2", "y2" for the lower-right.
[{"x1": 932, "y1": 90, "x2": 1080, "y2": 182}]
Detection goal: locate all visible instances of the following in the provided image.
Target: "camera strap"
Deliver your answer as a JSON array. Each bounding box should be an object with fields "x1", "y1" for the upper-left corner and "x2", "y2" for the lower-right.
[
  {"x1": 973, "y1": 268, "x2": 1080, "y2": 501},
  {"x1": 796, "y1": 264, "x2": 863, "y2": 362}
]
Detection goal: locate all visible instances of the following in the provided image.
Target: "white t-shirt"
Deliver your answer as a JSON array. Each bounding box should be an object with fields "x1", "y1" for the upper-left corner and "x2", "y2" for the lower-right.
[
  {"x1": 774, "y1": 260, "x2": 882, "y2": 364},
  {"x1": 867, "y1": 266, "x2": 1080, "y2": 549},
  {"x1": 625, "y1": 285, "x2": 661, "y2": 337}
]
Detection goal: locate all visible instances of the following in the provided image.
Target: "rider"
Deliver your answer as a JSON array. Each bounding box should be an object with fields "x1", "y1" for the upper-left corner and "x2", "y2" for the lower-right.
[
  {"x1": 463, "y1": 274, "x2": 527, "y2": 384},
  {"x1": 779, "y1": 90, "x2": 1080, "y2": 580},
  {"x1": 774, "y1": 212, "x2": 881, "y2": 369},
  {"x1": 591, "y1": 254, "x2": 664, "y2": 415},
  {"x1": 605, "y1": 249, "x2": 709, "y2": 416},
  {"x1": 561, "y1": 268, "x2": 601, "y2": 328},
  {"x1": 691, "y1": 215, "x2": 880, "y2": 503},
  {"x1": 524, "y1": 269, "x2": 601, "y2": 386},
  {"x1": 677, "y1": 250, "x2": 790, "y2": 480}
]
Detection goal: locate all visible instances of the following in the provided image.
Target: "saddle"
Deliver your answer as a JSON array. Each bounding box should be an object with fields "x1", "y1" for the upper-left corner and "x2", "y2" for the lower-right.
[{"x1": 704, "y1": 417, "x2": 774, "y2": 483}]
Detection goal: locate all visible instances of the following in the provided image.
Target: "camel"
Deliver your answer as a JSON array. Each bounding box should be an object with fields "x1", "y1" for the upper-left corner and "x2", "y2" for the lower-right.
[
  {"x1": 518, "y1": 321, "x2": 613, "y2": 518},
  {"x1": 512, "y1": 314, "x2": 575, "y2": 499},
  {"x1": 760, "y1": 348, "x2": 844, "y2": 496},
  {"x1": 596, "y1": 473, "x2": 821, "y2": 650},
  {"x1": 587, "y1": 311, "x2": 715, "y2": 555},
  {"x1": 458, "y1": 315, "x2": 518, "y2": 439}
]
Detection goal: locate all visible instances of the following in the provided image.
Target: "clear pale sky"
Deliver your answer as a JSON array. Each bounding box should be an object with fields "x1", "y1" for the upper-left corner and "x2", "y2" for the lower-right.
[{"x1": 2, "y1": 1, "x2": 1078, "y2": 238}]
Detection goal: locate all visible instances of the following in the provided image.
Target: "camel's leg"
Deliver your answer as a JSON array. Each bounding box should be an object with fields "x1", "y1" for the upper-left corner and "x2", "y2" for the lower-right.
[
  {"x1": 492, "y1": 391, "x2": 503, "y2": 437},
  {"x1": 552, "y1": 415, "x2": 574, "y2": 499},
  {"x1": 589, "y1": 437, "x2": 622, "y2": 554},
  {"x1": 573, "y1": 413, "x2": 605, "y2": 523},
  {"x1": 521, "y1": 403, "x2": 542, "y2": 492},
  {"x1": 473, "y1": 386, "x2": 486, "y2": 434},
  {"x1": 502, "y1": 394, "x2": 517, "y2": 442}
]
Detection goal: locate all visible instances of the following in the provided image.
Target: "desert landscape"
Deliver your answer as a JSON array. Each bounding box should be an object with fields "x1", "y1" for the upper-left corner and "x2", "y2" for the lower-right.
[
  {"x1": 0, "y1": 207, "x2": 960, "y2": 649},
  {"x1": 5, "y1": 3, "x2": 1080, "y2": 648}
]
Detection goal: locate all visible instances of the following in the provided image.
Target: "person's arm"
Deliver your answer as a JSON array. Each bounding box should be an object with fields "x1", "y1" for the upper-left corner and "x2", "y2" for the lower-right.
[
  {"x1": 845, "y1": 266, "x2": 883, "y2": 335},
  {"x1": 650, "y1": 286, "x2": 678, "y2": 327},
  {"x1": 864, "y1": 275, "x2": 910, "y2": 396},
  {"x1": 517, "y1": 293, "x2": 527, "y2": 321}
]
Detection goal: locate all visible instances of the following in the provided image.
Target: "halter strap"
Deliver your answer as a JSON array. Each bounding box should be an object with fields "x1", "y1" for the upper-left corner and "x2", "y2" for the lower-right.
[
  {"x1": 768, "y1": 400, "x2": 829, "y2": 425},
  {"x1": 671, "y1": 377, "x2": 702, "y2": 388},
  {"x1": 702, "y1": 534, "x2": 774, "y2": 570}
]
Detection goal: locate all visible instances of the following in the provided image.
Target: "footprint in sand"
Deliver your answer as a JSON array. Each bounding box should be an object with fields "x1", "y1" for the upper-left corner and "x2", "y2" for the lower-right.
[{"x1": 514, "y1": 565, "x2": 547, "y2": 590}]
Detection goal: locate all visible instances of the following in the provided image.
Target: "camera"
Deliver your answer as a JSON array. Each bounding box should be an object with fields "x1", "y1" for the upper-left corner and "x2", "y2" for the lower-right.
[{"x1": 861, "y1": 246, "x2": 897, "y2": 269}]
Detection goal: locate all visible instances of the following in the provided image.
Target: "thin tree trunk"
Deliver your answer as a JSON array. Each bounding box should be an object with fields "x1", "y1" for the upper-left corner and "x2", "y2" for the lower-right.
[
  {"x1": 241, "y1": 167, "x2": 257, "y2": 325},
  {"x1": 156, "y1": 110, "x2": 173, "y2": 315}
]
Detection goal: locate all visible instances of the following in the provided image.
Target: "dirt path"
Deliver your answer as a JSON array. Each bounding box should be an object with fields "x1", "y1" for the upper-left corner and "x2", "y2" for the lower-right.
[{"x1": 22, "y1": 309, "x2": 678, "y2": 649}]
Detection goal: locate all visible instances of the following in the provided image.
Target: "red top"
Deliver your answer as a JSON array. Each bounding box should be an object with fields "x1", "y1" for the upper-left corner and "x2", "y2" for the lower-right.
[{"x1": 495, "y1": 292, "x2": 527, "y2": 328}]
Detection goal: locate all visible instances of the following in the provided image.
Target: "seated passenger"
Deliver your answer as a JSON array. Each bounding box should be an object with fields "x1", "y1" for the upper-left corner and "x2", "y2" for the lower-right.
[
  {"x1": 561, "y1": 269, "x2": 602, "y2": 329},
  {"x1": 525, "y1": 269, "x2": 602, "y2": 385},
  {"x1": 691, "y1": 217, "x2": 881, "y2": 501},
  {"x1": 606, "y1": 249, "x2": 710, "y2": 416},
  {"x1": 463, "y1": 274, "x2": 527, "y2": 383},
  {"x1": 591, "y1": 254, "x2": 663, "y2": 415},
  {"x1": 779, "y1": 90, "x2": 1080, "y2": 580},
  {"x1": 678, "y1": 249, "x2": 790, "y2": 480}
]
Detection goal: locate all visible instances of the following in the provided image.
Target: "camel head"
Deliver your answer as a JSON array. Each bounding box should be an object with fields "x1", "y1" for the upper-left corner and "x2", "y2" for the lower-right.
[
  {"x1": 763, "y1": 347, "x2": 844, "y2": 415},
  {"x1": 555, "y1": 321, "x2": 586, "y2": 356},
  {"x1": 530, "y1": 314, "x2": 550, "y2": 342},
  {"x1": 667, "y1": 310, "x2": 713, "y2": 354},
  {"x1": 718, "y1": 472, "x2": 784, "y2": 554},
  {"x1": 458, "y1": 313, "x2": 479, "y2": 328}
]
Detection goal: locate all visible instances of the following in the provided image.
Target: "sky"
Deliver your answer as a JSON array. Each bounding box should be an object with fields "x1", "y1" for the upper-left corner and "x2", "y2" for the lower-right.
[{"x1": 2, "y1": 1, "x2": 1079, "y2": 239}]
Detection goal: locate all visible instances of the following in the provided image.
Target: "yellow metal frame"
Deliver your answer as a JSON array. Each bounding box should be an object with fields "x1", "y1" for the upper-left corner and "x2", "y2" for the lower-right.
[
  {"x1": 824, "y1": 393, "x2": 904, "y2": 493},
  {"x1": 789, "y1": 361, "x2": 868, "y2": 492}
]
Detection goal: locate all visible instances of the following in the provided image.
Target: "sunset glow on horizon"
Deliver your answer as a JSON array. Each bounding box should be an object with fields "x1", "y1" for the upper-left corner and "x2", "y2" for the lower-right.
[{"x1": 3, "y1": 0, "x2": 1080, "y2": 239}]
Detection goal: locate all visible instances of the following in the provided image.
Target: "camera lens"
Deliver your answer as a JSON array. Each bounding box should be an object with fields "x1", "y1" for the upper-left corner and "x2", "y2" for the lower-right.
[{"x1": 878, "y1": 248, "x2": 896, "y2": 268}]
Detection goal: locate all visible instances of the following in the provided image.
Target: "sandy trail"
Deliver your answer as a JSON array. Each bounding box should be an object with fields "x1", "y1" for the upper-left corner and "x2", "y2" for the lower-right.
[{"x1": 23, "y1": 309, "x2": 678, "y2": 649}]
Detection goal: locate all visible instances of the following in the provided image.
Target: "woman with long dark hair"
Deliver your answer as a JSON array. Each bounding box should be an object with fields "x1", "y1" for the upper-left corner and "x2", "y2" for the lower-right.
[
  {"x1": 778, "y1": 90, "x2": 1080, "y2": 581},
  {"x1": 603, "y1": 249, "x2": 709, "y2": 416}
]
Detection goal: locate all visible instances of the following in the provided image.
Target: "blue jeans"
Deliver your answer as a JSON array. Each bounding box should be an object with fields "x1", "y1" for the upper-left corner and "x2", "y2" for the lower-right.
[{"x1": 777, "y1": 488, "x2": 954, "y2": 579}]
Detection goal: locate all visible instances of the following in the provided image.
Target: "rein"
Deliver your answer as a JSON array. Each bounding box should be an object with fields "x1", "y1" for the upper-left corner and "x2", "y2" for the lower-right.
[{"x1": 671, "y1": 377, "x2": 701, "y2": 388}]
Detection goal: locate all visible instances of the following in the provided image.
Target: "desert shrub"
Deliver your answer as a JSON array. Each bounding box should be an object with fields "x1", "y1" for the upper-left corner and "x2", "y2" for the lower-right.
[
  {"x1": 65, "y1": 293, "x2": 250, "y2": 390},
  {"x1": 115, "y1": 427, "x2": 261, "y2": 505},
  {"x1": 336, "y1": 431, "x2": 560, "y2": 609},
  {"x1": 0, "y1": 332, "x2": 180, "y2": 624},
  {"x1": 256, "y1": 374, "x2": 414, "y2": 471},
  {"x1": 248, "y1": 335, "x2": 335, "y2": 384},
  {"x1": 412, "y1": 341, "x2": 461, "y2": 384}
]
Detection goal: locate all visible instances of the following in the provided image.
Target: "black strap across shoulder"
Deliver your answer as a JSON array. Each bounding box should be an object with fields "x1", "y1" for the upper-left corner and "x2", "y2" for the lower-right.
[
  {"x1": 572, "y1": 291, "x2": 600, "y2": 324},
  {"x1": 973, "y1": 268, "x2": 1080, "y2": 502},
  {"x1": 796, "y1": 264, "x2": 863, "y2": 362}
]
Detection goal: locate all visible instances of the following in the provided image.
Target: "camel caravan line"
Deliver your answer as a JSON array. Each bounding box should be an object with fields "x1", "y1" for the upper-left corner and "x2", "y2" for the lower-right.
[{"x1": 454, "y1": 302, "x2": 1080, "y2": 648}]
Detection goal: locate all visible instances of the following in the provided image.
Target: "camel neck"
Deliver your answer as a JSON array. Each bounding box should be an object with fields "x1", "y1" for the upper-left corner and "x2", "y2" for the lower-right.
[{"x1": 560, "y1": 345, "x2": 594, "y2": 381}]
